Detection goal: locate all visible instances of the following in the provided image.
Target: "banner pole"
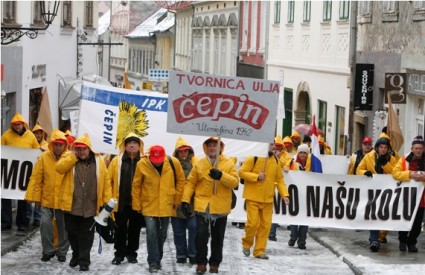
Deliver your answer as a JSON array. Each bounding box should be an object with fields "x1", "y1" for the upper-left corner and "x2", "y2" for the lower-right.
[{"x1": 213, "y1": 136, "x2": 221, "y2": 194}]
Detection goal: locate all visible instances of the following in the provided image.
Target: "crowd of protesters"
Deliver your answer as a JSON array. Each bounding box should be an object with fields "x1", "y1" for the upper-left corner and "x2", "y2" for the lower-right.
[{"x1": 2, "y1": 112, "x2": 424, "y2": 274}]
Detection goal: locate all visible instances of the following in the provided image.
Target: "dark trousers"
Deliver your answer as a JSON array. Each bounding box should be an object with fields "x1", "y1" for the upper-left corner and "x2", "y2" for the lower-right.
[
  {"x1": 114, "y1": 205, "x2": 143, "y2": 258},
  {"x1": 1, "y1": 199, "x2": 29, "y2": 227},
  {"x1": 196, "y1": 215, "x2": 227, "y2": 267},
  {"x1": 399, "y1": 206, "x2": 424, "y2": 245},
  {"x1": 64, "y1": 213, "x2": 95, "y2": 267}
]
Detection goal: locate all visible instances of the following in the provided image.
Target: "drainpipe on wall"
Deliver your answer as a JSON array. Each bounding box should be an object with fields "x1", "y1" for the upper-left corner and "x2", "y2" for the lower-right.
[{"x1": 347, "y1": 1, "x2": 358, "y2": 155}]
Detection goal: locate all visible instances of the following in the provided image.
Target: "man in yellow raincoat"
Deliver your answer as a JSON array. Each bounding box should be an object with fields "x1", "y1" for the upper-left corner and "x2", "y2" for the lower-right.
[
  {"x1": 356, "y1": 134, "x2": 397, "y2": 252},
  {"x1": 1, "y1": 112, "x2": 39, "y2": 231},
  {"x1": 240, "y1": 142, "x2": 290, "y2": 259},
  {"x1": 171, "y1": 137, "x2": 200, "y2": 265},
  {"x1": 108, "y1": 132, "x2": 145, "y2": 265},
  {"x1": 55, "y1": 133, "x2": 112, "y2": 271},
  {"x1": 181, "y1": 137, "x2": 238, "y2": 274},
  {"x1": 25, "y1": 129, "x2": 70, "y2": 263},
  {"x1": 131, "y1": 145, "x2": 185, "y2": 273}
]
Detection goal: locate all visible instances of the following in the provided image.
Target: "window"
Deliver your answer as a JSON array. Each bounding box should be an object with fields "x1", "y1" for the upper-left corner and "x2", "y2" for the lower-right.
[
  {"x1": 359, "y1": 1, "x2": 371, "y2": 16},
  {"x1": 85, "y1": 1, "x2": 93, "y2": 27},
  {"x1": 339, "y1": 1, "x2": 349, "y2": 20},
  {"x1": 274, "y1": 1, "x2": 281, "y2": 24},
  {"x1": 205, "y1": 31, "x2": 210, "y2": 73},
  {"x1": 413, "y1": 1, "x2": 425, "y2": 21},
  {"x1": 62, "y1": 1, "x2": 72, "y2": 27},
  {"x1": 383, "y1": 1, "x2": 397, "y2": 13},
  {"x1": 335, "y1": 105, "x2": 345, "y2": 155},
  {"x1": 2, "y1": 1, "x2": 16, "y2": 24},
  {"x1": 33, "y1": 1, "x2": 44, "y2": 25},
  {"x1": 288, "y1": 1, "x2": 295, "y2": 23},
  {"x1": 282, "y1": 88, "x2": 293, "y2": 136},
  {"x1": 318, "y1": 100, "x2": 327, "y2": 132},
  {"x1": 129, "y1": 47, "x2": 154, "y2": 75},
  {"x1": 413, "y1": 1, "x2": 425, "y2": 10},
  {"x1": 250, "y1": 1, "x2": 258, "y2": 53},
  {"x1": 303, "y1": 1, "x2": 311, "y2": 23},
  {"x1": 382, "y1": 1, "x2": 398, "y2": 22},
  {"x1": 323, "y1": 1, "x2": 332, "y2": 22}
]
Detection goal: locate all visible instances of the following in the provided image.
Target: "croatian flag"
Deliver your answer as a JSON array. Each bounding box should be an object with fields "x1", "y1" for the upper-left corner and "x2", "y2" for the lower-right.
[{"x1": 310, "y1": 115, "x2": 323, "y2": 173}]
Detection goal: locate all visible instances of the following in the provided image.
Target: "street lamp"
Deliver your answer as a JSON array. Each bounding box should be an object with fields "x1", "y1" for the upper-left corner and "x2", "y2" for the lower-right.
[{"x1": 1, "y1": 1, "x2": 60, "y2": 45}]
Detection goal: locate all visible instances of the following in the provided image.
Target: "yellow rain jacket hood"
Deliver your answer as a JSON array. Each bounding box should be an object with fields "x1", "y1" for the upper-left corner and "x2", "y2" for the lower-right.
[
  {"x1": 10, "y1": 112, "x2": 29, "y2": 129},
  {"x1": 47, "y1": 129, "x2": 68, "y2": 152},
  {"x1": 202, "y1": 136, "x2": 225, "y2": 155},
  {"x1": 173, "y1": 136, "x2": 195, "y2": 156},
  {"x1": 1, "y1": 113, "x2": 39, "y2": 149},
  {"x1": 71, "y1": 133, "x2": 94, "y2": 152},
  {"x1": 119, "y1": 132, "x2": 145, "y2": 153},
  {"x1": 25, "y1": 129, "x2": 69, "y2": 208}
]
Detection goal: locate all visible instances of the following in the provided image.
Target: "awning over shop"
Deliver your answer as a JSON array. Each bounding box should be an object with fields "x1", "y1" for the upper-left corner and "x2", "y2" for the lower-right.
[{"x1": 58, "y1": 74, "x2": 111, "y2": 120}]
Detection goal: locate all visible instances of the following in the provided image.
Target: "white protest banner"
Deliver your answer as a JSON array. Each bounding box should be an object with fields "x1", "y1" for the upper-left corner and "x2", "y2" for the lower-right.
[
  {"x1": 167, "y1": 71, "x2": 280, "y2": 143},
  {"x1": 77, "y1": 83, "x2": 269, "y2": 156},
  {"x1": 229, "y1": 172, "x2": 423, "y2": 231},
  {"x1": 1, "y1": 146, "x2": 41, "y2": 199}
]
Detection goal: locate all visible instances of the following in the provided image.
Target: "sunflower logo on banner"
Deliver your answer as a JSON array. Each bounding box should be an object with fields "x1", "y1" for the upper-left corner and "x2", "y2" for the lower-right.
[{"x1": 116, "y1": 101, "x2": 149, "y2": 148}]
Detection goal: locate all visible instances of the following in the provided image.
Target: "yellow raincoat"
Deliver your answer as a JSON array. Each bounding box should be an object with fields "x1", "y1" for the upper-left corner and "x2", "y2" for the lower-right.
[
  {"x1": 55, "y1": 133, "x2": 112, "y2": 214},
  {"x1": 25, "y1": 130, "x2": 68, "y2": 208},
  {"x1": 1, "y1": 113, "x2": 39, "y2": 149},
  {"x1": 181, "y1": 138, "x2": 239, "y2": 214},
  {"x1": 131, "y1": 150, "x2": 186, "y2": 217},
  {"x1": 108, "y1": 132, "x2": 144, "y2": 212}
]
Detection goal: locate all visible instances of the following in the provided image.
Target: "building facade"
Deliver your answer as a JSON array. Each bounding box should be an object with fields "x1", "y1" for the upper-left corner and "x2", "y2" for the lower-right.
[
  {"x1": 267, "y1": 0, "x2": 351, "y2": 155},
  {"x1": 1, "y1": 1, "x2": 99, "y2": 133},
  {"x1": 355, "y1": 1, "x2": 425, "y2": 154}
]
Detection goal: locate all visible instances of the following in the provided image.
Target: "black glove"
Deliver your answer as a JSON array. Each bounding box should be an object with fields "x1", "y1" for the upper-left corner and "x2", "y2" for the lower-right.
[
  {"x1": 377, "y1": 155, "x2": 389, "y2": 165},
  {"x1": 209, "y1": 168, "x2": 223, "y2": 180},
  {"x1": 181, "y1": 202, "x2": 192, "y2": 219},
  {"x1": 364, "y1": 171, "x2": 373, "y2": 178}
]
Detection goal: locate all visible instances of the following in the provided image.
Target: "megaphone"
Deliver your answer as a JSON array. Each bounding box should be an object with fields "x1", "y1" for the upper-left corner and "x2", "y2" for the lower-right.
[{"x1": 94, "y1": 198, "x2": 117, "y2": 226}]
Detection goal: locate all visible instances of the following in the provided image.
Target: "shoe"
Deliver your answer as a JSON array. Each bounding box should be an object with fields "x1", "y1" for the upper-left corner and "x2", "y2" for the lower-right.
[
  {"x1": 408, "y1": 244, "x2": 418, "y2": 252},
  {"x1": 288, "y1": 239, "x2": 296, "y2": 247},
  {"x1": 33, "y1": 220, "x2": 41, "y2": 227},
  {"x1": 57, "y1": 255, "x2": 66, "y2": 262},
  {"x1": 112, "y1": 256, "x2": 124, "y2": 265},
  {"x1": 17, "y1": 225, "x2": 28, "y2": 232},
  {"x1": 379, "y1": 238, "x2": 387, "y2": 244},
  {"x1": 268, "y1": 235, "x2": 277, "y2": 241},
  {"x1": 41, "y1": 253, "x2": 55, "y2": 262},
  {"x1": 149, "y1": 264, "x2": 160, "y2": 273},
  {"x1": 1, "y1": 224, "x2": 12, "y2": 230},
  {"x1": 69, "y1": 255, "x2": 78, "y2": 268},
  {"x1": 189, "y1": 257, "x2": 197, "y2": 265},
  {"x1": 79, "y1": 264, "x2": 89, "y2": 271},
  {"x1": 209, "y1": 265, "x2": 219, "y2": 273},
  {"x1": 242, "y1": 248, "x2": 250, "y2": 257},
  {"x1": 196, "y1": 264, "x2": 207, "y2": 274},
  {"x1": 399, "y1": 242, "x2": 407, "y2": 252},
  {"x1": 177, "y1": 258, "x2": 186, "y2": 264},
  {"x1": 298, "y1": 244, "x2": 306, "y2": 250},
  {"x1": 255, "y1": 254, "x2": 269, "y2": 259},
  {"x1": 370, "y1": 241, "x2": 380, "y2": 252},
  {"x1": 126, "y1": 256, "x2": 138, "y2": 264}
]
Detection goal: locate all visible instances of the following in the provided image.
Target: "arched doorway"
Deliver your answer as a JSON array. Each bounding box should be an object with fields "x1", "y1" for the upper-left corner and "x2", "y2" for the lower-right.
[{"x1": 294, "y1": 81, "x2": 311, "y2": 125}]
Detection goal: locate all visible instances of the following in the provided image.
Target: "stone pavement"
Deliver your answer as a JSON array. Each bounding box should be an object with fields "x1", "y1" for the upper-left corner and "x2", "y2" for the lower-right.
[
  {"x1": 308, "y1": 228, "x2": 425, "y2": 274},
  {"x1": 2, "y1": 222, "x2": 425, "y2": 274},
  {"x1": 1, "y1": 207, "x2": 39, "y2": 256}
]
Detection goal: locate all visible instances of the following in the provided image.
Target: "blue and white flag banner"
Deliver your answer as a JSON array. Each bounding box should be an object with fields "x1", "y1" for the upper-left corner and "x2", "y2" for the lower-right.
[
  {"x1": 167, "y1": 71, "x2": 280, "y2": 143},
  {"x1": 1, "y1": 146, "x2": 41, "y2": 199},
  {"x1": 229, "y1": 172, "x2": 424, "y2": 231},
  {"x1": 78, "y1": 83, "x2": 269, "y2": 156}
]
